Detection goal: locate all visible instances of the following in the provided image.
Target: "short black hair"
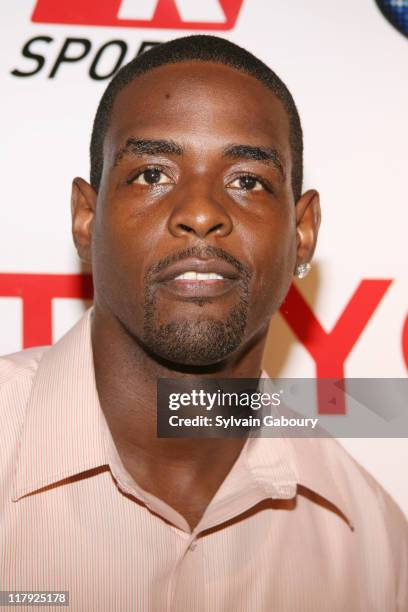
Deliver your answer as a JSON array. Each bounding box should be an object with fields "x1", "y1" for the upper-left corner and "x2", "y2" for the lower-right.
[{"x1": 90, "y1": 35, "x2": 303, "y2": 201}]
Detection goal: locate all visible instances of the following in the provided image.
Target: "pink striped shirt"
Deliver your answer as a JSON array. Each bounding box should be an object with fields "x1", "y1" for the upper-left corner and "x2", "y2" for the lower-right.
[{"x1": 1, "y1": 306, "x2": 407, "y2": 611}]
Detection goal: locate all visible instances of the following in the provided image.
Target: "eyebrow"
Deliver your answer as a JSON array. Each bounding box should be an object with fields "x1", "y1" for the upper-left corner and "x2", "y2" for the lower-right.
[
  {"x1": 113, "y1": 137, "x2": 285, "y2": 179},
  {"x1": 222, "y1": 143, "x2": 285, "y2": 179},
  {"x1": 113, "y1": 138, "x2": 184, "y2": 166}
]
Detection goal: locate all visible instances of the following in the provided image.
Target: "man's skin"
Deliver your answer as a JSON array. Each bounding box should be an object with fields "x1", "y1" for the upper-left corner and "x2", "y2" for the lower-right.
[{"x1": 71, "y1": 61, "x2": 321, "y2": 531}]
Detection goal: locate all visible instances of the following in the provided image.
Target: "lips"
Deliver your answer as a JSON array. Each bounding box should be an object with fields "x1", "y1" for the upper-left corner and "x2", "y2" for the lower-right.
[
  {"x1": 153, "y1": 257, "x2": 240, "y2": 299},
  {"x1": 154, "y1": 258, "x2": 240, "y2": 283}
]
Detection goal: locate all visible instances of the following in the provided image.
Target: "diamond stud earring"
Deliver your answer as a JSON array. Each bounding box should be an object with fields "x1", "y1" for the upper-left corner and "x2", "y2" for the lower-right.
[{"x1": 295, "y1": 262, "x2": 311, "y2": 279}]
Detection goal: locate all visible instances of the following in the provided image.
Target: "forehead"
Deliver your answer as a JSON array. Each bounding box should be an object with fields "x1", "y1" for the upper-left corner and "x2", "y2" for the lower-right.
[{"x1": 106, "y1": 61, "x2": 291, "y2": 161}]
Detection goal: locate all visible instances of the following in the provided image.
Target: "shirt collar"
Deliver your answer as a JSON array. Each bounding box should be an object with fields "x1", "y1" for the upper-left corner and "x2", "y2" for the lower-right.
[
  {"x1": 11, "y1": 307, "x2": 107, "y2": 502},
  {"x1": 255, "y1": 373, "x2": 355, "y2": 530},
  {"x1": 10, "y1": 306, "x2": 353, "y2": 530}
]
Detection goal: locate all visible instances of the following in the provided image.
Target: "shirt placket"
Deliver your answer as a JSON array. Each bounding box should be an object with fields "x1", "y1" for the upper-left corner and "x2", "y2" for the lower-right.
[{"x1": 166, "y1": 526, "x2": 206, "y2": 612}]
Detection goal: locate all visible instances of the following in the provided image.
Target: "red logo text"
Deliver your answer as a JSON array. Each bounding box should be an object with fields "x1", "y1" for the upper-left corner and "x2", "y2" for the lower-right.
[{"x1": 31, "y1": 0, "x2": 244, "y2": 31}]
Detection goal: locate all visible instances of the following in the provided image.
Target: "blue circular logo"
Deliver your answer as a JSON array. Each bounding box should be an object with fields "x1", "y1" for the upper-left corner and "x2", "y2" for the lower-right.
[{"x1": 376, "y1": 0, "x2": 408, "y2": 37}]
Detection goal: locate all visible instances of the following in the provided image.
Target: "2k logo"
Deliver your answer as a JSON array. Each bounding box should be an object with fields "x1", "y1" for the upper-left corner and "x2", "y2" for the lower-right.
[{"x1": 32, "y1": 0, "x2": 245, "y2": 31}]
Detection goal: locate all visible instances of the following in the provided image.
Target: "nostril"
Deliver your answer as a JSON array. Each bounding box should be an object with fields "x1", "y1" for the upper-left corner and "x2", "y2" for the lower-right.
[
  {"x1": 210, "y1": 223, "x2": 224, "y2": 233},
  {"x1": 179, "y1": 224, "x2": 193, "y2": 232}
]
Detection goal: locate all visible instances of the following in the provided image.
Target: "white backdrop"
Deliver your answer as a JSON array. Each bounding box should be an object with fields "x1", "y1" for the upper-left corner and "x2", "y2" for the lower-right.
[{"x1": 1, "y1": 0, "x2": 407, "y2": 513}]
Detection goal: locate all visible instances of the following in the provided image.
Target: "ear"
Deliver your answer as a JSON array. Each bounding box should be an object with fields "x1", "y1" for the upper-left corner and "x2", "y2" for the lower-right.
[
  {"x1": 294, "y1": 189, "x2": 321, "y2": 273},
  {"x1": 71, "y1": 177, "x2": 97, "y2": 265}
]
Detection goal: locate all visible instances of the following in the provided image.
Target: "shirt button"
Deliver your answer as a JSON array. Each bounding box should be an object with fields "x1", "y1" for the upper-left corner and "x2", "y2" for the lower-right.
[{"x1": 188, "y1": 540, "x2": 197, "y2": 551}]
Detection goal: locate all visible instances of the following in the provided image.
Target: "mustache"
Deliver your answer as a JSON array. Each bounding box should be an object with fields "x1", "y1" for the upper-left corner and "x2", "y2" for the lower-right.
[{"x1": 146, "y1": 244, "x2": 252, "y2": 281}]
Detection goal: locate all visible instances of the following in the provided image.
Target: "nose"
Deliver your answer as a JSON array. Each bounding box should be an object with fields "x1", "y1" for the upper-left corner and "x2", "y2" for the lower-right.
[{"x1": 167, "y1": 181, "x2": 233, "y2": 239}]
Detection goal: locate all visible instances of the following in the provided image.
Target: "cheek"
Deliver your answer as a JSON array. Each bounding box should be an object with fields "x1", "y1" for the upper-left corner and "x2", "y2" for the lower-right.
[
  {"x1": 95, "y1": 190, "x2": 155, "y2": 266},
  {"x1": 91, "y1": 203, "x2": 150, "y2": 310},
  {"x1": 248, "y1": 223, "x2": 297, "y2": 321}
]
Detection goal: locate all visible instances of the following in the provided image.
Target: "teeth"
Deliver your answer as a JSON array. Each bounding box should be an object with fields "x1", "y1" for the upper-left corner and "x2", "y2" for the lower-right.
[{"x1": 174, "y1": 271, "x2": 224, "y2": 280}]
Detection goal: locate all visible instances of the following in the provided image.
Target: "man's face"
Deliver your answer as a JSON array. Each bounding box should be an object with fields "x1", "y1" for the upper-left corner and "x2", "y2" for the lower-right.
[{"x1": 76, "y1": 61, "x2": 318, "y2": 366}]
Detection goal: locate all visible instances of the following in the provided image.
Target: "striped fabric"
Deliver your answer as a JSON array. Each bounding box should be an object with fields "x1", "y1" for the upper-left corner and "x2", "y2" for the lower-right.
[{"x1": 0, "y1": 306, "x2": 407, "y2": 611}]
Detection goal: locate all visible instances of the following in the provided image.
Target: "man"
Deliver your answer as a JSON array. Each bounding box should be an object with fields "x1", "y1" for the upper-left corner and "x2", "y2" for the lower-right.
[{"x1": 1, "y1": 35, "x2": 407, "y2": 611}]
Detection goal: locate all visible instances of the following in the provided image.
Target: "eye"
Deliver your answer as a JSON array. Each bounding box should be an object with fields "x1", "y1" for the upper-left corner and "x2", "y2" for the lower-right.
[
  {"x1": 131, "y1": 167, "x2": 173, "y2": 186},
  {"x1": 227, "y1": 175, "x2": 265, "y2": 192}
]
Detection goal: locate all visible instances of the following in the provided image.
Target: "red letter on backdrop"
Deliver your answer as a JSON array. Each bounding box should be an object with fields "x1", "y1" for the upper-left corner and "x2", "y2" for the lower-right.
[
  {"x1": 0, "y1": 273, "x2": 93, "y2": 348},
  {"x1": 31, "y1": 0, "x2": 244, "y2": 31},
  {"x1": 279, "y1": 280, "x2": 393, "y2": 414}
]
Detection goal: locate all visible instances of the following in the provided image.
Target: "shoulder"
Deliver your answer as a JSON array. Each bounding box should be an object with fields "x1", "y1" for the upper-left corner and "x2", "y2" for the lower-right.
[
  {"x1": 322, "y1": 437, "x2": 408, "y2": 605},
  {"x1": 317, "y1": 436, "x2": 407, "y2": 523},
  {"x1": 0, "y1": 346, "x2": 50, "y2": 422},
  {"x1": 0, "y1": 345, "x2": 49, "y2": 386},
  {"x1": 0, "y1": 345, "x2": 50, "y2": 460},
  {"x1": 328, "y1": 437, "x2": 406, "y2": 514}
]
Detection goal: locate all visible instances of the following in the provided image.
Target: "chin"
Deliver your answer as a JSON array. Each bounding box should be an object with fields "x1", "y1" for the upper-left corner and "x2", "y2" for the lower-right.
[{"x1": 142, "y1": 318, "x2": 245, "y2": 368}]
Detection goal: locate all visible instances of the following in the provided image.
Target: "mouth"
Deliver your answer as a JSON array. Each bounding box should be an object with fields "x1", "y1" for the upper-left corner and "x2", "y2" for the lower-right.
[
  {"x1": 153, "y1": 259, "x2": 241, "y2": 299},
  {"x1": 161, "y1": 272, "x2": 238, "y2": 298}
]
